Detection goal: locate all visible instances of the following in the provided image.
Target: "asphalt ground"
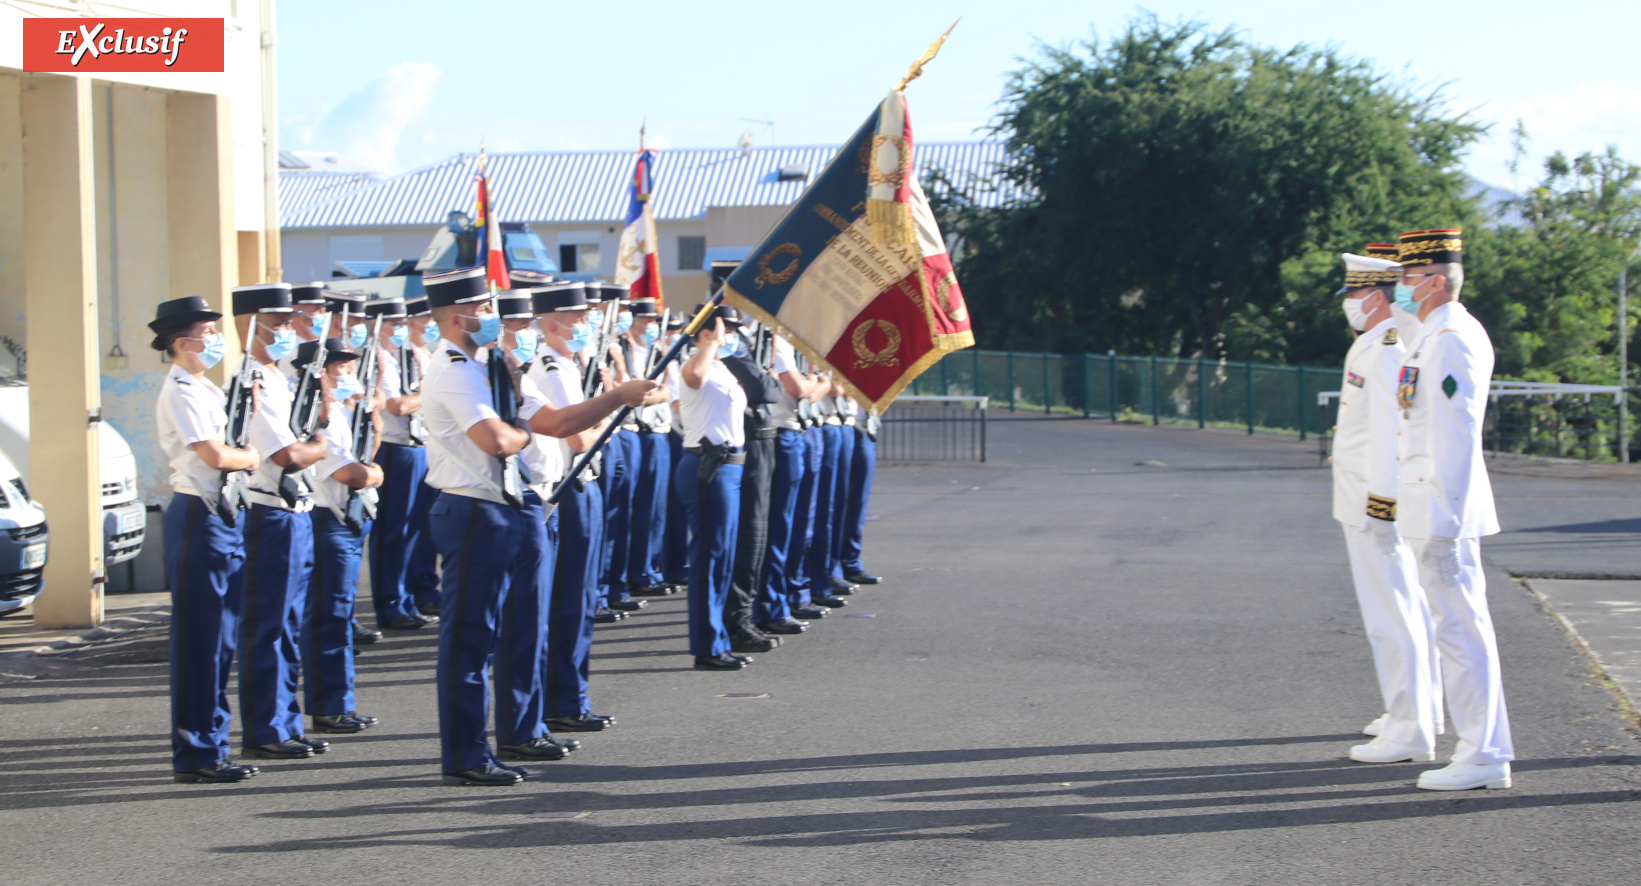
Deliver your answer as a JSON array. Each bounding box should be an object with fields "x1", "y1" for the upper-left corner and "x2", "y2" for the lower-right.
[{"x1": 1, "y1": 416, "x2": 1638, "y2": 886}]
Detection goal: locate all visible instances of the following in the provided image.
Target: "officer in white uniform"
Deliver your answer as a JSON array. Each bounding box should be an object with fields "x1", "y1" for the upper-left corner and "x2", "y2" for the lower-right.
[
  {"x1": 1331, "y1": 250, "x2": 1443, "y2": 766},
  {"x1": 1392, "y1": 228, "x2": 1512, "y2": 791},
  {"x1": 151, "y1": 296, "x2": 263, "y2": 783}
]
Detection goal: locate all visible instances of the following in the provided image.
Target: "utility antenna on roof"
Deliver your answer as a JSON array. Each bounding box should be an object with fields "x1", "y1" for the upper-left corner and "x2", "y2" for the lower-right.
[
  {"x1": 737, "y1": 131, "x2": 754, "y2": 159},
  {"x1": 741, "y1": 117, "x2": 774, "y2": 150}
]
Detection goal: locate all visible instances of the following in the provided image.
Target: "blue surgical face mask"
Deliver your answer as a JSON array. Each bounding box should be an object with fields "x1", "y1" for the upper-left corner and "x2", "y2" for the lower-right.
[
  {"x1": 1393, "y1": 279, "x2": 1421, "y2": 313},
  {"x1": 263, "y1": 323, "x2": 297, "y2": 362},
  {"x1": 567, "y1": 323, "x2": 594, "y2": 355},
  {"x1": 642, "y1": 325, "x2": 660, "y2": 345},
  {"x1": 510, "y1": 328, "x2": 540, "y2": 363},
  {"x1": 389, "y1": 325, "x2": 410, "y2": 348},
  {"x1": 423, "y1": 322, "x2": 441, "y2": 345},
  {"x1": 462, "y1": 313, "x2": 501, "y2": 347},
  {"x1": 616, "y1": 312, "x2": 633, "y2": 334},
  {"x1": 186, "y1": 333, "x2": 226, "y2": 369},
  {"x1": 333, "y1": 373, "x2": 364, "y2": 400},
  {"x1": 588, "y1": 308, "x2": 606, "y2": 327},
  {"x1": 717, "y1": 333, "x2": 741, "y2": 359},
  {"x1": 348, "y1": 324, "x2": 368, "y2": 350},
  {"x1": 310, "y1": 313, "x2": 331, "y2": 339}
]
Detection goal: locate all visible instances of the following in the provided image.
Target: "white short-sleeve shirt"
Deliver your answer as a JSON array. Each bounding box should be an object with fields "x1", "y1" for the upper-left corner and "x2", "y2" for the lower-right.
[
  {"x1": 310, "y1": 399, "x2": 360, "y2": 509},
  {"x1": 516, "y1": 370, "x2": 566, "y2": 489},
  {"x1": 422, "y1": 341, "x2": 503, "y2": 492},
  {"x1": 155, "y1": 365, "x2": 229, "y2": 498},
  {"x1": 377, "y1": 347, "x2": 415, "y2": 446},
  {"x1": 769, "y1": 337, "x2": 803, "y2": 431},
  {"x1": 681, "y1": 359, "x2": 747, "y2": 449},
  {"x1": 247, "y1": 361, "x2": 303, "y2": 498}
]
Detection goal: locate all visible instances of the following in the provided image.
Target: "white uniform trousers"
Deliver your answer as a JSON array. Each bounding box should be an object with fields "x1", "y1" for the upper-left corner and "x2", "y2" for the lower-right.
[
  {"x1": 1342, "y1": 520, "x2": 1442, "y2": 750},
  {"x1": 1410, "y1": 536, "x2": 1514, "y2": 764}
]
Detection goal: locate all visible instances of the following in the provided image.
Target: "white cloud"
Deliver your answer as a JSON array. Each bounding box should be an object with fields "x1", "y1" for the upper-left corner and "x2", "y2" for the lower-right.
[
  {"x1": 312, "y1": 62, "x2": 442, "y2": 174},
  {"x1": 1468, "y1": 81, "x2": 1641, "y2": 188}
]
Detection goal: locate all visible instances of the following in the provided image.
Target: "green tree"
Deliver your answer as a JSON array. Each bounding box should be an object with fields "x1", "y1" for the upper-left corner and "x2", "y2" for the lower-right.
[
  {"x1": 1466, "y1": 147, "x2": 1641, "y2": 383},
  {"x1": 931, "y1": 15, "x2": 1481, "y2": 362}
]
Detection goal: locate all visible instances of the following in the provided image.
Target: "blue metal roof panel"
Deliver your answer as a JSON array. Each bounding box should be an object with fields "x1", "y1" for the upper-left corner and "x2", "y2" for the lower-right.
[{"x1": 281, "y1": 141, "x2": 1018, "y2": 229}]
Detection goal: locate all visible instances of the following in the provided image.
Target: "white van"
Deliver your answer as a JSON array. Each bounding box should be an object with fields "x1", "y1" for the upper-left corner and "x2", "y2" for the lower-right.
[
  {"x1": 0, "y1": 383, "x2": 147, "y2": 568},
  {"x1": 0, "y1": 445, "x2": 47, "y2": 615}
]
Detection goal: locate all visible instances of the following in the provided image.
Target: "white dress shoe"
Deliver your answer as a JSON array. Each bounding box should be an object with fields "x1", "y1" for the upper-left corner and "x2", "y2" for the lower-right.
[
  {"x1": 1349, "y1": 736, "x2": 1436, "y2": 763},
  {"x1": 1416, "y1": 762, "x2": 1512, "y2": 791},
  {"x1": 1363, "y1": 714, "x2": 1388, "y2": 736}
]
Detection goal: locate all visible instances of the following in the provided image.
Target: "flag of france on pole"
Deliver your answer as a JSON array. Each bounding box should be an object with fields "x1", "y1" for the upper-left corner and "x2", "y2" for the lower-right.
[{"x1": 615, "y1": 148, "x2": 664, "y2": 305}]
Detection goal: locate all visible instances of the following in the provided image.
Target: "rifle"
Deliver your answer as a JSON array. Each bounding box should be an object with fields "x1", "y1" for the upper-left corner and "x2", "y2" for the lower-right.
[
  {"x1": 289, "y1": 322, "x2": 329, "y2": 441},
  {"x1": 215, "y1": 344, "x2": 257, "y2": 525},
  {"x1": 547, "y1": 295, "x2": 723, "y2": 512},
  {"x1": 401, "y1": 338, "x2": 427, "y2": 445},
  {"x1": 489, "y1": 346, "x2": 531, "y2": 508},
  {"x1": 341, "y1": 315, "x2": 384, "y2": 533},
  {"x1": 581, "y1": 294, "x2": 621, "y2": 400}
]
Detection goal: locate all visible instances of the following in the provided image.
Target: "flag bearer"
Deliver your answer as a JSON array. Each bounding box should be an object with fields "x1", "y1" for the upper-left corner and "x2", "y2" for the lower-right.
[
  {"x1": 152, "y1": 296, "x2": 262, "y2": 783},
  {"x1": 295, "y1": 338, "x2": 384, "y2": 736},
  {"x1": 1329, "y1": 252, "x2": 1443, "y2": 767},
  {"x1": 233, "y1": 283, "x2": 332, "y2": 762},
  {"x1": 1391, "y1": 229, "x2": 1514, "y2": 791},
  {"x1": 678, "y1": 305, "x2": 751, "y2": 670}
]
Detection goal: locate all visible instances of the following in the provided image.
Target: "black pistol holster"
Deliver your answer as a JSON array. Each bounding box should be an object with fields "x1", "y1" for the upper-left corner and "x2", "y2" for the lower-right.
[{"x1": 695, "y1": 441, "x2": 746, "y2": 485}]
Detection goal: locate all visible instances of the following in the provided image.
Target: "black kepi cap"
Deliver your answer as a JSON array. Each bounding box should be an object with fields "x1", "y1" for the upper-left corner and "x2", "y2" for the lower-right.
[
  {"x1": 293, "y1": 337, "x2": 360, "y2": 371},
  {"x1": 404, "y1": 295, "x2": 431, "y2": 317},
  {"x1": 290, "y1": 282, "x2": 328, "y2": 306},
  {"x1": 364, "y1": 296, "x2": 408, "y2": 319},
  {"x1": 509, "y1": 269, "x2": 555, "y2": 290},
  {"x1": 629, "y1": 298, "x2": 660, "y2": 318},
  {"x1": 232, "y1": 283, "x2": 294, "y2": 316},
  {"x1": 532, "y1": 280, "x2": 588, "y2": 313},
  {"x1": 149, "y1": 295, "x2": 222, "y2": 332},
  {"x1": 324, "y1": 288, "x2": 367, "y2": 315},
  {"x1": 424, "y1": 267, "x2": 491, "y2": 308},
  {"x1": 594, "y1": 282, "x2": 630, "y2": 303},
  {"x1": 496, "y1": 290, "x2": 535, "y2": 319},
  {"x1": 693, "y1": 302, "x2": 742, "y2": 329}
]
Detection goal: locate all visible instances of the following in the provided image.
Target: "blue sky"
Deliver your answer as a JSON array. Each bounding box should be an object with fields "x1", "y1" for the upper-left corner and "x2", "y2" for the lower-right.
[{"x1": 278, "y1": 0, "x2": 1641, "y2": 189}]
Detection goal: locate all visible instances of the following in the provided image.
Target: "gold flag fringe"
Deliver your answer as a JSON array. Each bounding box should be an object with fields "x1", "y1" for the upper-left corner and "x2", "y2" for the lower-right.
[{"x1": 867, "y1": 198, "x2": 916, "y2": 247}]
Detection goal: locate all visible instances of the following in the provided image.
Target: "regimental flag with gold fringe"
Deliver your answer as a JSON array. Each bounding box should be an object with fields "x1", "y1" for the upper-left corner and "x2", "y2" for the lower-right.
[
  {"x1": 615, "y1": 147, "x2": 665, "y2": 306},
  {"x1": 723, "y1": 89, "x2": 973, "y2": 413},
  {"x1": 474, "y1": 147, "x2": 509, "y2": 291}
]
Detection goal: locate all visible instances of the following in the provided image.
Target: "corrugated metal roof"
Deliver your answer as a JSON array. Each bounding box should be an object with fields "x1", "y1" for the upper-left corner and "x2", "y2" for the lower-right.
[
  {"x1": 278, "y1": 171, "x2": 384, "y2": 218},
  {"x1": 280, "y1": 141, "x2": 1020, "y2": 230}
]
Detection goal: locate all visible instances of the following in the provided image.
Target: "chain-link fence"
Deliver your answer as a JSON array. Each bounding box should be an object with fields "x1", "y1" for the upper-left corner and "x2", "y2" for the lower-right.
[{"x1": 909, "y1": 350, "x2": 1339, "y2": 439}]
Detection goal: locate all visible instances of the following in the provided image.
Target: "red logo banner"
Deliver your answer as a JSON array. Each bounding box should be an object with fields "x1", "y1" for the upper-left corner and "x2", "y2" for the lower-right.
[{"x1": 21, "y1": 19, "x2": 225, "y2": 73}]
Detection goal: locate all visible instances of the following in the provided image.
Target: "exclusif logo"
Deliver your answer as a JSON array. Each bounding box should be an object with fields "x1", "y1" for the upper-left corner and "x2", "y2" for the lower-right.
[{"x1": 21, "y1": 19, "x2": 225, "y2": 74}]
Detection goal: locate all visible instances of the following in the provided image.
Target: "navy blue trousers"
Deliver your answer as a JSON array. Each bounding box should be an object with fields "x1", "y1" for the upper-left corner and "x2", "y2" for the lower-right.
[
  {"x1": 239, "y1": 504, "x2": 314, "y2": 748},
  {"x1": 628, "y1": 430, "x2": 671, "y2": 589},
  {"x1": 546, "y1": 480, "x2": 602, "y2": 718},
  {"x1": 842, "y1": 428, "x2": 876, "y2": 574},
  {"x1": 597, "y1": 429, "x2": 639, "y2": 606},
  {"x1": 828, "y1": 424, "x2": 857, "y2": 580},
  {"x1": 759, "y1": 429, "x2": 805, "y2": 624},
  {"x1": 370, "y1": 442, "x2": 430, "y2": 625},
  {"x1": 430, "y1": 491, "x2": 550, "y2": 774},
  {"x1": 305, "y1": 510, "x2": 368, "y2": 716},
  {"x1": 678, "y1": 452, "x2": 742, "y2": 658},
  {"x1": 804, "y1": 426, "x2": 844, "y2": 599},
  {"x1": 663, "y1": 432, "x2": 690, "y2": 584},
  {"x1": 164, "y1": 493, "x2": 245, "y2": 773},
  {"x1": 786, "y1": 426, "x2": 826, "y2": 606}
]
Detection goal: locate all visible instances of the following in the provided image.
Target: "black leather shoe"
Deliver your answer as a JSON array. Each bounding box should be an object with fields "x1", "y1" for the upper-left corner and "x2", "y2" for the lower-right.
[
  {"x1": 694, "y1": 653, "x2": 747, "y2": 670},
  {"x1": 845, "y1": 571, "x2": 882, "y2": 585},
  {"x1": 545, "y1": 735, "x2": 581, "y2": 752},
  {"x1": 498, "y1": 738, "x2": 571, "y2": 761},
  {"x1": 815, "y1": 595, "x2": 848, "y2": 608},
  {"x1": 544, "y1": 714, "x2": 613, "y2": 732},
  {"x1": 830, "y1": 577, "x2": 859, "y2": 594},
  {"x1": 593, "y1": 608, "x2": 624, "y2": 624},
  {"x1": 792, "y1": 604, "x2": 828, "y2": 620},
  {"x1": 292, "y1": 735, "x2": 330, "y2": 754},
  {"x1": 609, "y1": 598, "x2": 648, "y2": 612},
  {"x1": 417, "y1": 602, "x2": 442, "y2": 617},
  {"x1": 313, "y1": 712, "x2": 377, "y2": 733},
  {"x1": 492, "y1": 759, "x2": 528, "y2": 777},
  {"x1": 175, "y1": 760, "x2": 259, "y2": 783},
  {"x1": 385, "y1": 613, "x2": 437, "y2": 630},
  {"x1": 250, "y1": 740, "x2": 315, "y2": 759},
  {"x1": 731, "y1": 633, "x2": 780, "y2": 653},
  {"x1": 351, "y1": 620, "x2": 382, "y2": 645},
  {"x1": 443, "y1": 764, "x2": 524, "y2": 786},
  {"x1": 667, "y1": 581, "x2": 689, "y2": 593},
  {"x1": 728, "y1": 652, "x2": 753, "y2": 664},
  {"x1": 630, "y1": 583, "x2": 676, "y2": 597},
  {"x1": 759, "y1": 617, "x2": 808, "y2": 634}
]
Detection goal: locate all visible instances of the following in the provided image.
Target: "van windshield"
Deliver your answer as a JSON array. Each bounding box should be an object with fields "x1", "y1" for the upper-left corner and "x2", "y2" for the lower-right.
[{"x1": 504, "y1": 231, "x2": 559, "y2": 273}]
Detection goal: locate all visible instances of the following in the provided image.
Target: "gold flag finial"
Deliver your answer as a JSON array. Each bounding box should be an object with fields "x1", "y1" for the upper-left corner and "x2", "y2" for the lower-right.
[{"x1": 895, "y1": 19, "x2": 959, "y2": 93}]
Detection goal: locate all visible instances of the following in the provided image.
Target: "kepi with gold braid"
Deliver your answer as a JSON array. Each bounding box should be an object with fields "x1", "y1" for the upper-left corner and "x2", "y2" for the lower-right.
[
  {"x1": 1397, "y1": 228, "x2": 1463, "y2": 267},
  {"x1": 1338, "y1": 252, "x2": 1403, "y2": 293}
]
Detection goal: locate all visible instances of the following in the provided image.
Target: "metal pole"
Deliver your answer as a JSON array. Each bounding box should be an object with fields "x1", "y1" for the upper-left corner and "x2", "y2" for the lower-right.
[
  {"x1": 1108, "y1": 350, "x2": 1118, "y2": 422},
  {"x1": 1196, "y1": 357, "x2": 1206, "y2": 428},
  {"x1": 1082, "y1": 355, "x2": 1092, "y2": 418},
  {"x1": 1297, "y1": 365, "x2": 1307, "y2": 441},
  {"x1": 1006, "y1": 351, "x2": 1016, "y2": 412},
  {"x1": 1043, "y1": 351, "x2": 1052, "y2": 415},
  {"x1": 1245, "y1": 360, "x2": 1255, "y2": 434},
  {"x1": 1620, "y1": 251, "x2": 1633, "y2": 462},
  {"x1": 1150, "y1": 354, "x2": 1160, "y2": 425}
]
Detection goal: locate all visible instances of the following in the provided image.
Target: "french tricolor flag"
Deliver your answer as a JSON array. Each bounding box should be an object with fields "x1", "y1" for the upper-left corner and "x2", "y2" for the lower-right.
[
  {"x1": 723, "y1": 91, "x2": 973, "y2": 413},
  {"x1": 614, "y1": 149, "x2": 664, "y2": 304}
]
